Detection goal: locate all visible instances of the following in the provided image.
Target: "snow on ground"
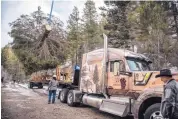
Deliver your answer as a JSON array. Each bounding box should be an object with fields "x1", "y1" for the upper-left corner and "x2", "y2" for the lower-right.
[
  {"x1": 18, "y1": 83, "x2": 28, "y2": 89},
  {"x1": 43, "y1": 86, "x2": 48, "y2": 95},
  {"x1": 5, "y1": 83, "x2": 19, "y2": 92},
  {"x1": 4, "y1": 83, "x2": 39, "y2": 97},
  {"x1": 4, "y1": 82, "x2": 60, "y2": 97}
]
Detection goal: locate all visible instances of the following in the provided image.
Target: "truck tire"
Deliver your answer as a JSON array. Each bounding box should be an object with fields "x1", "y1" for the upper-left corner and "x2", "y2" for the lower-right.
[
  {"x1": 38, "y1": 83, "x2": 43, "y2": 89},
  {"x1": 144, "y1": 103, "x2": 163, "y2": 119},
  {"x1": 29, "y1": 82, "x2": 33, "y2": 89},
  {"x1": 58, "y1": 91, "x2": 61, "y2": 99},
  {"x1": 31, "y1": 82, "x2": 34, "y2": 89},
  {"x1": 67, "y1": 90, "x2": 78, "y2": 107},
  {"x1": 60, "y1": 88, "x2": 69, "y2": 103},
  {"x1": 38, "y1": 85, "x2": 43, "y2": 89},
  {"x1": 28, "y1": 82, "x2": 31, "y2": 89}
]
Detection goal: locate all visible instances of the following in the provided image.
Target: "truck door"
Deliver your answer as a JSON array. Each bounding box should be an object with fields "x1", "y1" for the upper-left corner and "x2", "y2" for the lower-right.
[{"x1": 107, "y1": 60, "x2": 129, "y2": 95}]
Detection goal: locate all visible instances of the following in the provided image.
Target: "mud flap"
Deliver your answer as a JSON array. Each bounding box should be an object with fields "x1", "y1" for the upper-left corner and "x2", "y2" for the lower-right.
[
  {"x1": 72, "y1": 90, "x2": 83, "y2": 103},
  {"x1": 99, "y1": 97, "x2": 132, "y2": 117}
]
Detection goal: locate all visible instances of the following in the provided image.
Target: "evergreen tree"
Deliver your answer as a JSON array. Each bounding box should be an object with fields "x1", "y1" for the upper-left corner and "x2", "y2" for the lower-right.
[
  {"x1": 128, "y1": 1, "x2": 178, "y2": 69},
  {"x1": 1, "y1": 46, "x2": 25, "y2": 81},
  {"x1": 8, "y1": 6, "x2": 67, "y2": 74},
  {"x1": 67, "y1": 6, "x2": 81, "y2": 65},
  {"x1": 103, "y1": 1, "x2": 130, "y2": 48},
  {"x1": 82, "y1": 0, "x2": 101, "y2": 52}
]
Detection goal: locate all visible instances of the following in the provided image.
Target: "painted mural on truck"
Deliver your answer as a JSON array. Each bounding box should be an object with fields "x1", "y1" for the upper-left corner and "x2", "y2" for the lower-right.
[
  {"x1": 80, "y1": 48, "x2": 130, "y2": 94},
  {"x1": 80, "y1": 50, "x2": 104, "y2": 93}
]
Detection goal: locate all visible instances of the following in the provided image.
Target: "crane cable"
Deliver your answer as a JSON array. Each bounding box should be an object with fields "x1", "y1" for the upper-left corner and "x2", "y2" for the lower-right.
[
  {"x1": 48, "y1": 0, "x2": 54, "y2": 25},
  {"x1": 45, "y1": 0, "x2": 54, "y2": 33}
]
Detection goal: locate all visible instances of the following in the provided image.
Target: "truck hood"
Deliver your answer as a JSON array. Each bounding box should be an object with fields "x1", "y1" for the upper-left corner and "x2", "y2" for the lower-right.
[
  {"x1": 133, "y1": 71, "x2": 178, "y2": 90},
  {"x1": 133, "y1": 71, "x2": 178, "y2": 80}
]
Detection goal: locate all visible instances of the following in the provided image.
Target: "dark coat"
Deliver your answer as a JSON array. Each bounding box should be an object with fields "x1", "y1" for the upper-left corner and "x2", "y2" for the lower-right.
[{"x1": 160, "y1": 79, "x2": 178, "y2": 119}]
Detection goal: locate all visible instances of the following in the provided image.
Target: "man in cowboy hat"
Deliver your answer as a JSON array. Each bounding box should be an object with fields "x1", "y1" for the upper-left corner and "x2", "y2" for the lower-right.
[
  {"x1": 156, "y1": 69, "x2": 178, "y2": 119},
  {"x1": 48, "y1": 75, "x2": 58, "y2": 104}
]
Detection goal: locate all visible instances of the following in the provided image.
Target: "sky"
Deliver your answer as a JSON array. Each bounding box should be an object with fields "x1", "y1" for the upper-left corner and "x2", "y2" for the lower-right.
[{"x1": 1, "y1": 0, "x2": 105, "y2": 48}]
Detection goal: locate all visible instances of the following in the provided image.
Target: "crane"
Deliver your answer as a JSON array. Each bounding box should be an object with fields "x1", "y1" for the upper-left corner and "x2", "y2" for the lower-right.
[{"x1": 41, "y1": 0, "x2": 54, "y2": 41}]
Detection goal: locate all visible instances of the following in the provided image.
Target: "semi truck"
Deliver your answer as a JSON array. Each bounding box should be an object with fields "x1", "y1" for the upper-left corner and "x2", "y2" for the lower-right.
[{"x1": 57, "y1": 36, "x2": 178, "y2": 119}]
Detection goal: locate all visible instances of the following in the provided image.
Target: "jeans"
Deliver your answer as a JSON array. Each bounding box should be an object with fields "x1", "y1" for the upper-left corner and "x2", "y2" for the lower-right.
[{"x1": 48, "y1": 90, "x2": 56, "y2": 103}]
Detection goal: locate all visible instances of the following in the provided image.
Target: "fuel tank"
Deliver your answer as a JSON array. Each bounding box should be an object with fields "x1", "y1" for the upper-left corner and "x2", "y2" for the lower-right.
[{"x1": 82, "y1": 94, "x2": 105, "y2": 108}]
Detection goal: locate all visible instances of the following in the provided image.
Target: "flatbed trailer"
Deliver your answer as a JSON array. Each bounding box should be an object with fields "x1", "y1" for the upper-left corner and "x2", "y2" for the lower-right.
[{"x1": 28, "y1": 69, "x2": 54, "y2": 89}]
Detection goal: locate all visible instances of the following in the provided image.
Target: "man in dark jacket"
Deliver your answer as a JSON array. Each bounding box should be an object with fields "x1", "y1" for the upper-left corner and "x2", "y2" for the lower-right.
[
  {"x1": 156, "y1": 69, "x2": 178, "y2": 119},
  {"x1": 48, "y1": 75, "x2": 58, "y2": 104}
]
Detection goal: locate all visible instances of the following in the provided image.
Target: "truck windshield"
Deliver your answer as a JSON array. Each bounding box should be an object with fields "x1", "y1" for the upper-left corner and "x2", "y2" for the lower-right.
[{"x1": 127, "y1": 58, "x2": 150, "y2": 71}]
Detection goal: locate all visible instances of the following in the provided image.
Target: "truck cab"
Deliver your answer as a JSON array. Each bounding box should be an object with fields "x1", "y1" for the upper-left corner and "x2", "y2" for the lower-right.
[{"x1": 106, "y1": 53, "x2": 153, "y2": 96}]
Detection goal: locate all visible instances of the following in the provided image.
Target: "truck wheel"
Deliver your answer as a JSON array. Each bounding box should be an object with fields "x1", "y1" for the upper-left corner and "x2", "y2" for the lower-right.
[
  {"x1": 60, "y1": 89, "x2": 69, "y2": 103},
  {"x1": 31, "y1": 83, "x2": 34, "y2": 89},
  {"x1": 67, "y1": 90, "x2": 78, "y2": 107},
  {"x1": 58, "y1": 91, "x2": 61, "y2": 99},
  {"x1": 28, "y1": 82, "x2": 31, "y2": 89},
  {"x1": 144, "y1": 103, "x2": 163, "y2": 119},
  {"x1": 29, "y1": 82, "x2": 33, "y2": 89},
  {"x1": 38, "y1": 83, "x2": 43, "y2": 89},
  {"x1": 38, "y1": 85, "x2": 43, "y2": 89}
]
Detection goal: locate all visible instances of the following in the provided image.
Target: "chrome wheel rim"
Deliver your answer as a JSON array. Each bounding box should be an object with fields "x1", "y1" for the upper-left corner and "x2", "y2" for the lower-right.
[
  {"x1": 60, "y1": 92, "x2": 64, "y2": 100},
  {"x1": 67, "y1": 93, "x2": 73, "y2": 104},
  {"x1": 150, "y1": 111, "x2": 163, "y2": 119}
]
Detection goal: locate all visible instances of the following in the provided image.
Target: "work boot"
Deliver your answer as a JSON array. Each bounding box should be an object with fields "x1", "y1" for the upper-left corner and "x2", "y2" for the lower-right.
[
  {"x1": 48, "y1": 101, "x2": 51, "y2": 104},
  {"x1": 52, "y1": 98, "x2": 55, "y2": 104}
]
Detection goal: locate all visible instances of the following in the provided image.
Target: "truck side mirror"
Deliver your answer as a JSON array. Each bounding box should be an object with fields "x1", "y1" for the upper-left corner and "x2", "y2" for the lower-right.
[
  {"x1": 117, "y1": 71, "x2": 120, "y2": 76},
  {"x1": 114, "y1": 62, "x2": 119, "y2": 75}
]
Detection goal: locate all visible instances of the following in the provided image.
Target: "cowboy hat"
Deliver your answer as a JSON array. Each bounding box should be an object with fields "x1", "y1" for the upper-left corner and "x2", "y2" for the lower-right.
[{"x1": 155, "y1": 69, "x2": 172, "y2": 78}]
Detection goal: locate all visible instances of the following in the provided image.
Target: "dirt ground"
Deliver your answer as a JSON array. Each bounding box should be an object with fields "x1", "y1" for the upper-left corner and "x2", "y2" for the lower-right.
[{"x1": 1, "y1": 83, "x2": 133, "y2": 119}]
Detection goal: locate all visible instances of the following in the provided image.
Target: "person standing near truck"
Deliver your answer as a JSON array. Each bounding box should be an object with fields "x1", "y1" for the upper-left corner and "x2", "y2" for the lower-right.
[
  {"x1": 156, "y1": 69, "x2": 178, "y2": 119},
  {"x1": 48, "y1": 75, "x2": 58, "y2": 104}
]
